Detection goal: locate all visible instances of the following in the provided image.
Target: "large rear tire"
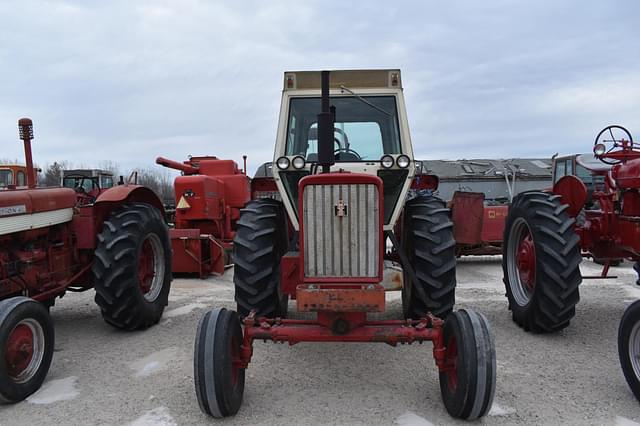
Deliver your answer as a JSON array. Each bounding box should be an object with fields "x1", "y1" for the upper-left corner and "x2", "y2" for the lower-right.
[
  {"x1": 439, "y1": 309, "x2": 496, "y2": 420},
  {"x1": 502, "y1": 191, "x2": 582, "y2": 332},
  {"x1": 233, "y1": 199, "x2": 289, "y2": 318},
  {"x1": 401, "y1": 195, "x2": 456, "y2": 319},
  {"x1": 93, "y1": 202, "x2": 172, "y2": 330},
  {"x1": 194, "y1": 307, "x2": 245, "y2": 417},
  {"x1": 619, "y1": 300, "x2": 640, "y2": 402},
  {"x1": 0, "y1": 297, "x2": 54, "y2": 403}
]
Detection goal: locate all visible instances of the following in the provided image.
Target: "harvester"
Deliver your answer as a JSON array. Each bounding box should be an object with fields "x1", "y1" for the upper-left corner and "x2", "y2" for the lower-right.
[
  {"x1": 500, "y1": 125, "x2": 640, "y2": 399},
  {"x1": 156, "y1": 155, "x2": 250, "y2": 277},
  {"x1": 193, "y1": 70, "x2": 497, "y2": 420},
  {"x1": 0, "y1": 119, "x2": 172, "y2": 402}
]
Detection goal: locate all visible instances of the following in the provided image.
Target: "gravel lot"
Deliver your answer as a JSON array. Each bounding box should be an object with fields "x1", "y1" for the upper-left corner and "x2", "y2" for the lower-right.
[{"x1": 2, "y1": 257, "x2": 639, "y2": 425}]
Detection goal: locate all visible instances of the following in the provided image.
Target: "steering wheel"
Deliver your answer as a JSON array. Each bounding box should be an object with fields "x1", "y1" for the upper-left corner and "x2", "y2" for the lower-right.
[
  {"x1": 333, "y1": 127, "x2": 350, "y2": 150},
  {"x1": 334, "y1": 148, "x2": 362, "y2": 161},
  {"x1": 594, "y1": 125, "x2": 634, "y2": 165}
]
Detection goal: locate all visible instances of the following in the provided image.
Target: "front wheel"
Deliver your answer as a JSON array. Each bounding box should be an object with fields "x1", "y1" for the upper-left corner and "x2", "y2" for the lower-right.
[
  {"x1": 93, "y1": 202, "x2": 172, "y2": 330},
  {"x1": 619, "y1": 300, "x2": 640, "y2": 401},
  {"x1": 439, "y1": 309, "x2": 496, "y2": 420},
  {"x1": 194, "y1": 308, "x2": 245, "y2": 417},
  {"x1": 0, "y1": 297, "x2": 54, "y2": 403}
]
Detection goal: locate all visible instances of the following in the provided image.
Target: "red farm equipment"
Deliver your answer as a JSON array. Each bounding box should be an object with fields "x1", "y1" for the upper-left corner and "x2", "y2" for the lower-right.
[
  {"x1": 500, "y1": 125, "x2": 640, "y2": 398},
  {"x1": 0, "y1": 119, "x2": 172, "y2": 403},
  {"x1": 156, "y1": 155, "x2": 251, "y2": 278},
  {"x1": 192, "y1": 70, "x2": 497, "y2": 420}
]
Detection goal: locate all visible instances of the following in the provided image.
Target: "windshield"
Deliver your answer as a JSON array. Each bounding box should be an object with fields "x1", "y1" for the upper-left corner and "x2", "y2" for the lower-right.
[
  {"x1": 63, "y1": 177, "x2": 97, "y2": 192},
  {"x1": 285, "y1": 96, "x2": 401, "y2": 161},
  {"x1": 0, "y1": 170, "x2": 13, "y2": 187},
  {"x1": 100, "y1": 175, "x2": 114, "y2": 189}
]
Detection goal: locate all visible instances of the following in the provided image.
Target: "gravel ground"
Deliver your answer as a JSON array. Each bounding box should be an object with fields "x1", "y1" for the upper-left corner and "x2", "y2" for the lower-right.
[{"x1": 1, "y1": 257, "x2": 640, "y2": 425}]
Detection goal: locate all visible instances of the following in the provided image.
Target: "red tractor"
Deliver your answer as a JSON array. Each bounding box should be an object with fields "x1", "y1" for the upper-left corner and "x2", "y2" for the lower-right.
[
  {"x1": 192, "y1": 70, "x2": 496, "y2": 420},
  {"x1": 0, "y1": 119, "x2": 172, "y2": 403},
  {"x1": 501, "y1": 125, "x2": 640, "y2": 397},
  {"x1": 156, "y1": 155, "x2": 251, "y2": 277}
]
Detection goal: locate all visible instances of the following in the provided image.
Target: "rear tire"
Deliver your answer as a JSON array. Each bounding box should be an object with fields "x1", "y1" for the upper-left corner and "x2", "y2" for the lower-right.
[
  {"x1": 401, "y1": 195, "x2": 456, "y2": 318},
  {"x1": 233, "y1": 199, "x2": 289, "y2": 318},
  {"x1": 93, "y1": 202, "x2": 172, "y2": 330},
  {"x1": 0, "y1": 297, "x2": 54, "y2": 403},
  {"x1": 439, "y1": 309, "x2": 496, "y2": 420},
  {"x1": 194, "y1": 308, "x2": 245, "y2": 417},
  {"x1": 619, "y1": 300, "x2": 640, "y2": 402},
  {"x1": 502, "y1": 192, "x2": 582, "y2": 332}
]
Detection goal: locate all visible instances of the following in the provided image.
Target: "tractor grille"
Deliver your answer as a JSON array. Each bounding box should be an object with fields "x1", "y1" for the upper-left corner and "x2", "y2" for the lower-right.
[{"x1": 302, "y1": 183, "x2": 379, "y2": 278}]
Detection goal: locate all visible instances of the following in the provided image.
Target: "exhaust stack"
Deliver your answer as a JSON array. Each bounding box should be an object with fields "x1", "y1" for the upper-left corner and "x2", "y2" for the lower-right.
[
  {"x1": 18, "y1": 118, "x2": 36, "y2": 188},
  {"x1": 316, "y1": 70, "x2": 335, "y2": 173}
]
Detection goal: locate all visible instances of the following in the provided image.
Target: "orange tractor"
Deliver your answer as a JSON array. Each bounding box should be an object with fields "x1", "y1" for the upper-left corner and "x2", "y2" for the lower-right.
[{"x1": 192, "y1": 70, "x2": 496, "y2": 420}]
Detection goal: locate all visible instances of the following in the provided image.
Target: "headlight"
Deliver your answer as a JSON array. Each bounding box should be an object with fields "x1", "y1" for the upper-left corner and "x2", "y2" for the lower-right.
[
  {"x1": 380, "y1": 155, "x2": 394, "y2": 168},
  {"x1": 594, "y1": 143, "x2": 606, "y2": 156},
  {"x1": 292, "y1": 155, "x2": 306, "y2": 169},
  {"x1": 396, "y1": 155, "x2": 410, "y2": 168},
  {"x1": 276, "y1": 156, "x2": 290, "y2": 170}
]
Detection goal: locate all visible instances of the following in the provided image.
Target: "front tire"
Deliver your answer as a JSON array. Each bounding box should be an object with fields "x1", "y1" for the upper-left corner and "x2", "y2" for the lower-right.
[
  {"x1": 233, "y1": 199, "x2": 289, "y2": 318},
  {"x1": 0, "y1": 297, "x2": 54, "y2": 403},
  {"x1": 93, "y1": 202, "x2": 172, "y2": 330},
  {"x1": 502, "y1": 192, "x2": 582, "y2": 332},
  {"x1": 401, "y1": 195, "x2": 456, "y2": 319},
  {"x1": 439, "y1": 309, "x2": 496, "y2": 420},
  {"x1": 619, "y1": 300, "x2": 640, "y2": 401},
  {"x1": 194, "y1": 308, "x2": 245, "y2": 417}
]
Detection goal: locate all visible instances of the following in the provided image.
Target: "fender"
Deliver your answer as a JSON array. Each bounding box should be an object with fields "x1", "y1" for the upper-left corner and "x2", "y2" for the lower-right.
[{"x1": 73, "y1": 185, "x2": 167, "y2": 250}]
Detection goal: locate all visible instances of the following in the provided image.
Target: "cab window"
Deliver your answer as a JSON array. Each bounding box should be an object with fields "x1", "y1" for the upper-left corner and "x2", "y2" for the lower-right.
[
  {"x1": 554, "y1": 160, "x2": 566, "y2": 183},
  {"x1": 0, "y1": 170, "x2": 13, "y2": 187},
  {"x1": 16, "y1": 171, "x2": 26, "y2": 186}
]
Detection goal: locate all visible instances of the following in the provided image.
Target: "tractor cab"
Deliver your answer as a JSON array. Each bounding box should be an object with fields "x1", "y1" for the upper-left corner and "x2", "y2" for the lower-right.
[
  {"x1": 0, "y1": 165, "x2": 32, "y2": 189},
  {"x1": 62, "y1": 169, "x2": 114, "y2": 202},
  {"x1": 273, "y1": 70, "x2": 416, "y2": 231},
  {"x1": 553, "y1": 154, "x2": 611, "y2": 198}
]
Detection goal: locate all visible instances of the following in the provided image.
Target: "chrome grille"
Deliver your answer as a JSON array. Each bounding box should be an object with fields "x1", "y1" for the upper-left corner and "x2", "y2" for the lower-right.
[{"x1": 302, "y1": 183, "x2": 379, "y2": 278}]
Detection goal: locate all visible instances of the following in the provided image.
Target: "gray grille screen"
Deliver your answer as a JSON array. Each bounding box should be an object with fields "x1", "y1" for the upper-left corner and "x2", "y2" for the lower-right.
[{"x1": 302, "y1": 184, "x2": 379, "y2": 277}]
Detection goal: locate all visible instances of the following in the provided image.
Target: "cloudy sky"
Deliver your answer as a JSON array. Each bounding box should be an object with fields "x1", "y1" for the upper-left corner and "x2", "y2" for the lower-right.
[{"x1": 1, "y1": 1, "x2": 638, "y2": 175}]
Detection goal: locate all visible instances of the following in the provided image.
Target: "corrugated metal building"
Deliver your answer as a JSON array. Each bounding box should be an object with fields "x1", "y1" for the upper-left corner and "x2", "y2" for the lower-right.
[{"x1": 419, "y1": 158, "x2": 552, "y2": 202}]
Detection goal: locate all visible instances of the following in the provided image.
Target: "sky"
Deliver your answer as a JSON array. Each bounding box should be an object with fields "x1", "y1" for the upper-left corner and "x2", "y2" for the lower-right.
[{"x1": 1, "y1": 1, "x2": 639, "y2": 176}]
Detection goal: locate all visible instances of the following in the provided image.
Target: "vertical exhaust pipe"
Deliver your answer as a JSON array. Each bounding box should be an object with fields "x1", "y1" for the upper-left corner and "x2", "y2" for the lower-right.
[
  {"x1": 317, "y1": 70, "x2": 335, "y2": 174},
  {"x1": 18, "y1": 118, "x2": 36, "y2": 188}
]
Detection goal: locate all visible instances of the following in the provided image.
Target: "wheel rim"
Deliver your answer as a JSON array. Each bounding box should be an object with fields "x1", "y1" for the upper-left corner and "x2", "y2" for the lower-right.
[
  {"x1": 5, "y1": 319, "x2": 45, "y2": 383},
  {"x1": 629, "y1": 320, "x2": 640, "y2": 380},
  {"x1": 445, "y1": 335, "x2": 458, "y2": 393},
  {"x1": 507, "y1": 217, "x2": 536, "y2": 306},
  {"x1": 138, "y1": 233, "x2": 165, "y2": 302}
]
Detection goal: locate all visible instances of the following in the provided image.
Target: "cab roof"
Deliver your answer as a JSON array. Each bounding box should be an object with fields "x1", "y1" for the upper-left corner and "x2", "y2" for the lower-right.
[{"x1": 283, "y1": 69, "x2": 402, "y2": 91}]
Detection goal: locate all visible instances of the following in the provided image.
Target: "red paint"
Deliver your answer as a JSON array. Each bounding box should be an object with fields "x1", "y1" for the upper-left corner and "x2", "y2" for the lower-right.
[
  {"x1": 296, "y1": 284, "x2": 385, "y2": 312},
  {"x1": 450, "y1": 191, "x2": 507, "y2": 256},
  {"x1": 138, "y1": 238, "x2": 155, "y2": 295},
  {"x1": 238, "y1": 311, "x2": 448, "y2": 371},
  {"x1": 280, "y1": 253, "x2": 299, "y2": 298},
  {"x1": 411, "y1": 173, "x2": 439, "y2": 191},
  {"x1": 157, "y1": 155, "x2": 250, "y2": 277},
  {"x1": 297, "y1": 173, "x2": 385, "y2": 283},
  {"x1": 552, "y1": 175, "x2": 588, "y2": 218},
  {"x1": 5, "y1": 324, "x2": 34, "y2": 379},
  {"x1": 516, "y1": 232, "x2": 536, "y2": 293}
]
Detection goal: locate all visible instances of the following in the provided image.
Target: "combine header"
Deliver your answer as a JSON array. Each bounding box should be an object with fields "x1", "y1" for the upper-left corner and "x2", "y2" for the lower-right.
[
  {"x1": 156, "y1": 155, "x2": 250, "y2": 277},
  {"x1": 193, "y1": 70, "x2": 496, "y2": 420},
  {"x1": 0, "y1": 119, "x2": 172, "y2": 402}
]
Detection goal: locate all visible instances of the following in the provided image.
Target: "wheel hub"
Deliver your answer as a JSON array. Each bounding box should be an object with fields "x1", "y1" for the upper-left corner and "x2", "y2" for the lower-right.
[
  {"x1": 137, "y1": 234, "x2": 165, "y2": 302},
  {"x1": 138, "y1": 239, "x2": 155, "y2": 295},
  {"x1": 5, "y1": 324, "x2": 35, "y2": 379},
  {"x1": 516, "y1": 233, "x2": 536, "y2": 294}
]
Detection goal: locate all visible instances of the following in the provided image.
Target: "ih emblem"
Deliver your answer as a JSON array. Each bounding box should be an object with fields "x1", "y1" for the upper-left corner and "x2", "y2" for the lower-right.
[{"x1": 335, "y1": 199, "x2": 348, "y2": 217}]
